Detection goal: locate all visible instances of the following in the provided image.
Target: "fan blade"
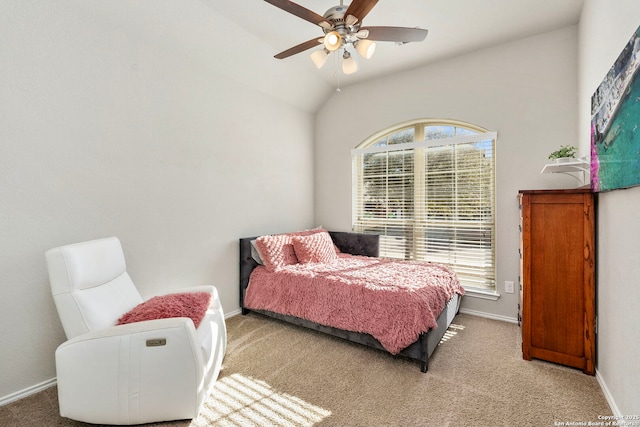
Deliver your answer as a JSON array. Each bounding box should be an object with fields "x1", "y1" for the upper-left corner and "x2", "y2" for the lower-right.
[
  {"x1": 264, "y1": 0, "x2": 331, "y2": 28},
  {"x1": 362, "y1": 26, "x2": 428, "y2": 43},
  {"x1": 345, "y1": 0, "x2": 379, "y2": 22},
  {"x1": 274, "y1": 38, "x2": 322, "y2": 59}
]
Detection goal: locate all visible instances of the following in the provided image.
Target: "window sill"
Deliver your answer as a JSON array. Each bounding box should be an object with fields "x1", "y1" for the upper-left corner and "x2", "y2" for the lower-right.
[{"x1": 463, "y1": 287, "x2": 500, "y2": 301}]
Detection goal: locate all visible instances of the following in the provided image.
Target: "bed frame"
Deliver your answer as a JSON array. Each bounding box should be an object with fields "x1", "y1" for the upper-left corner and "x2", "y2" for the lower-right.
[{"x1": 239, "y1": 231, "x2": 461, "y2": 372}]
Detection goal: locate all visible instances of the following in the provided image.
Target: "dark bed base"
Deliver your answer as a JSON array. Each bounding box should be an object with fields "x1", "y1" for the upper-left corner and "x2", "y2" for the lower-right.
[{"x1": 239, "y1": 231, "x2": 461, "y2": 373}]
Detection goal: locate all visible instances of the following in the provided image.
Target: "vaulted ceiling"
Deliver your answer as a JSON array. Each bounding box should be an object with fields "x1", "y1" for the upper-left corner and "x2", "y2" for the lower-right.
[{"x1": 80, "y1": 0, "x2": 585, "y2": 112}]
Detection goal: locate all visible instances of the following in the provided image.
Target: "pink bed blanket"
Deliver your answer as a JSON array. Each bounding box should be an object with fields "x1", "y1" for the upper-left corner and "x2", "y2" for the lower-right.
[{"x1": 244, "y1": 254, "x2": 464, "y2": 354}]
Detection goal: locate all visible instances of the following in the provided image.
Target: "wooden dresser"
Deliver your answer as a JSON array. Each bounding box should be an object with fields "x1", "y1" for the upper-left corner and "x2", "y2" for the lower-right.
[{"x1": 518, "y1": 188, "x2": 595, "y2": 375}]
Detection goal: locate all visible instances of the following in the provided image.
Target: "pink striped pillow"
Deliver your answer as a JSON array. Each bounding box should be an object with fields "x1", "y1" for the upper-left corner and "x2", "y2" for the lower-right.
[
  {"x1": 287, "y1": 227, "x2": 326, "y2": 238},
  {"x1": 255, "y1": 234, "x2": 298, "y2": 271},
  {"x1": 291, "y1": 232, "x2": 338, "y2": 264}
]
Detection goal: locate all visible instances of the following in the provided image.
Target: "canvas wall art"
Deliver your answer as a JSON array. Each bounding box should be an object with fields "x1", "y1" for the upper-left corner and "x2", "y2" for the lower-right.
[{"x1": 591, "y1": 25, "x2": 640, "y2": 192}]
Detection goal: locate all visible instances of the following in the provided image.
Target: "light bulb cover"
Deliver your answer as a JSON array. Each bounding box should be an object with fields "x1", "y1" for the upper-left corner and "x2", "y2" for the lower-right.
[
  {"x1": 355, "y1": 39, "x2": 376, "y2": 59},
  {"x1": 323, "y1": 31, "x2": 342, "y2": 51},
  {"x1": 310, "y1": 49, "x2": 329, "y2": 69},
  {"x1": 342, "y1": 51, "x2": 358, "y2": 74}
]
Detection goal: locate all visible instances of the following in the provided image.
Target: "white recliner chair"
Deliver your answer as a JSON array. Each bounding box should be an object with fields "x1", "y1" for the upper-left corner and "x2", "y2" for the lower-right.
[{"x1": 45, "y1": 237, "x2": 226, "y2": 425}]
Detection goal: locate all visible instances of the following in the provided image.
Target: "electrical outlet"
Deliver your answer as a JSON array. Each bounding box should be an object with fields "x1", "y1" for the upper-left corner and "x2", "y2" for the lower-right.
[{"x1": 505, "y1": 281, "x2": 515, "y2": 293}]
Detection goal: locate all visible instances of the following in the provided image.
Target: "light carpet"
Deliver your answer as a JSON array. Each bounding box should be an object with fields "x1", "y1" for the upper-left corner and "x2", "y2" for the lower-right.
[{"x1": 0, "y1": 313, "x2": 611, "y2": 426}]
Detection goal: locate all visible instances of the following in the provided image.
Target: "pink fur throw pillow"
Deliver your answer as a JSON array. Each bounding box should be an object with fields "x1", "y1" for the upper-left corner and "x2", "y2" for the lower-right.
[
  {"x1": 291, "y1": 231, "x2": 338, "y2": 264},
  {"x1": 117, "y1": 292, "x2": 211, "y2": 329}
]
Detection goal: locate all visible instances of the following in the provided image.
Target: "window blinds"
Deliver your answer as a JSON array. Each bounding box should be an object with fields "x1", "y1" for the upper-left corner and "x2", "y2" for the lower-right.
[{"x1": 352, "y1": 131, "x2": 497, "y2": 290}]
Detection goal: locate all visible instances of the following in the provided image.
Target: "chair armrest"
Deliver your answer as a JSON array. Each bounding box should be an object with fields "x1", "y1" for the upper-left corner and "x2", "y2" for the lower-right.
[
  {"x1": 55, "y1": 318, "x2": 205, "y2": 425},
  {"x1": 143, "y1": 286, "x2": 227, "y2": 359},
  {"x1": 176, "y1": 285, "x2": 227, "y2": 356}
]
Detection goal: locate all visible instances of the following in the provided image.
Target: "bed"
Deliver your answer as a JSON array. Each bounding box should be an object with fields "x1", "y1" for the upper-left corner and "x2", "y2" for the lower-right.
[{"x1": 239, "y1": 230, "x2": 463, "y2": 372}]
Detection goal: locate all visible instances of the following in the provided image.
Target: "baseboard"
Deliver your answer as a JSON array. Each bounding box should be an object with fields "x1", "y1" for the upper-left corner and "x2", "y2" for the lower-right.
[
  {"x1": 458, "y1": 307, "x2": 519, "y2": 324},
  {"x1": 0, "y1": 378, "x2": 57, "y2": 407},
  {"x1": 595, "y1": 368, "x2": 621, "y2": 417},
  {"x1": 225, "y1": 308, "x2": 242, "y2": 318}
]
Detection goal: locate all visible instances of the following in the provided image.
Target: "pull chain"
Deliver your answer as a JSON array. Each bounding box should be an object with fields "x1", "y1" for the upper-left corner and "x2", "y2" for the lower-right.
[{"x1": 333, "y1": 48, "x2": 342, "y2": 92}]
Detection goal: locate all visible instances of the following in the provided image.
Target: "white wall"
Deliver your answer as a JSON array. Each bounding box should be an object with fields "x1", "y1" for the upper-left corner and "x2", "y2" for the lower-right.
[
  {"x1": 0, "y1": 2, "x2": 314, "y2": 399},
  {"x1": 579, "y1": 0, "x2": 640, "y2": 415},
  {"x1": 315, "y1": 27, "x2": 580, "y2": 321}
]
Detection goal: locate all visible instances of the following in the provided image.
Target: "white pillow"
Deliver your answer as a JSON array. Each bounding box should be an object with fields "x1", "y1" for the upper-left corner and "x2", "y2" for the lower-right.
[{"x1": 250, "y1": 239, "x2": 264, "y2": 265}]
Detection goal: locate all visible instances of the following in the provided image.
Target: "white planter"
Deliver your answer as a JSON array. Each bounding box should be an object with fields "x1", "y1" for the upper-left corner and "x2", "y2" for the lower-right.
[{"x1": 553, "y1": 157, "x2": 575, "y2": 163}]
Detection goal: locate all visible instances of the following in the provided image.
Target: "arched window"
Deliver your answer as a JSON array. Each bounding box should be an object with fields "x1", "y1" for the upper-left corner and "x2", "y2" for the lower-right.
[{"x1": 352, "y1": 119, "x2": 497, "y2": 290}]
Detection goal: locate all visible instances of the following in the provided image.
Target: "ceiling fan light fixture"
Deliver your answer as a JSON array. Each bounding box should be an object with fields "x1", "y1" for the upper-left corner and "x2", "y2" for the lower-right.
[
  {"x1": 265, "y1": 0, "x2": 430, "y2": 75},
  {"x1": 310, "y1": 49, "x2": 329, "y2": 69},
  {"x1": 342, "y1": 50, "x2": 358, "y2": 75},
  {"x1": 323, "y1": 31, "x2": 342, "y2": 51},
  {"x1": 355, "y1": 39, "x2": 376, "y2": 59}
]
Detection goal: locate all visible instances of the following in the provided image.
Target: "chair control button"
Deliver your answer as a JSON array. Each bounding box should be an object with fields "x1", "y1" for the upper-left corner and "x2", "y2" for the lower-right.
[{"x1": 146, "y1": 339, "x2": 166, "y2": 347}]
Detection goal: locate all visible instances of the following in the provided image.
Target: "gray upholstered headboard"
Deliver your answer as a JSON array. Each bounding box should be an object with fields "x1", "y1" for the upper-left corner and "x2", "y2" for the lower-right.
[{"x1": 239, "y1": 231, "x2": 379, "y2": 312}]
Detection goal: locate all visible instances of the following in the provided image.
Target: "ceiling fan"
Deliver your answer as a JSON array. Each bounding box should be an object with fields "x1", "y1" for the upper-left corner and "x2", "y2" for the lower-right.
[{"x1": 264, "y1": 0, "x2": 428, "y2": 74}]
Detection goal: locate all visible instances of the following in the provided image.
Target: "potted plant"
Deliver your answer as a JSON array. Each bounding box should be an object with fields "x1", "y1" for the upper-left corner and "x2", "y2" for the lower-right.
[{"x1": 548, "y1": 145, "x2": 577, "y2": 163}]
